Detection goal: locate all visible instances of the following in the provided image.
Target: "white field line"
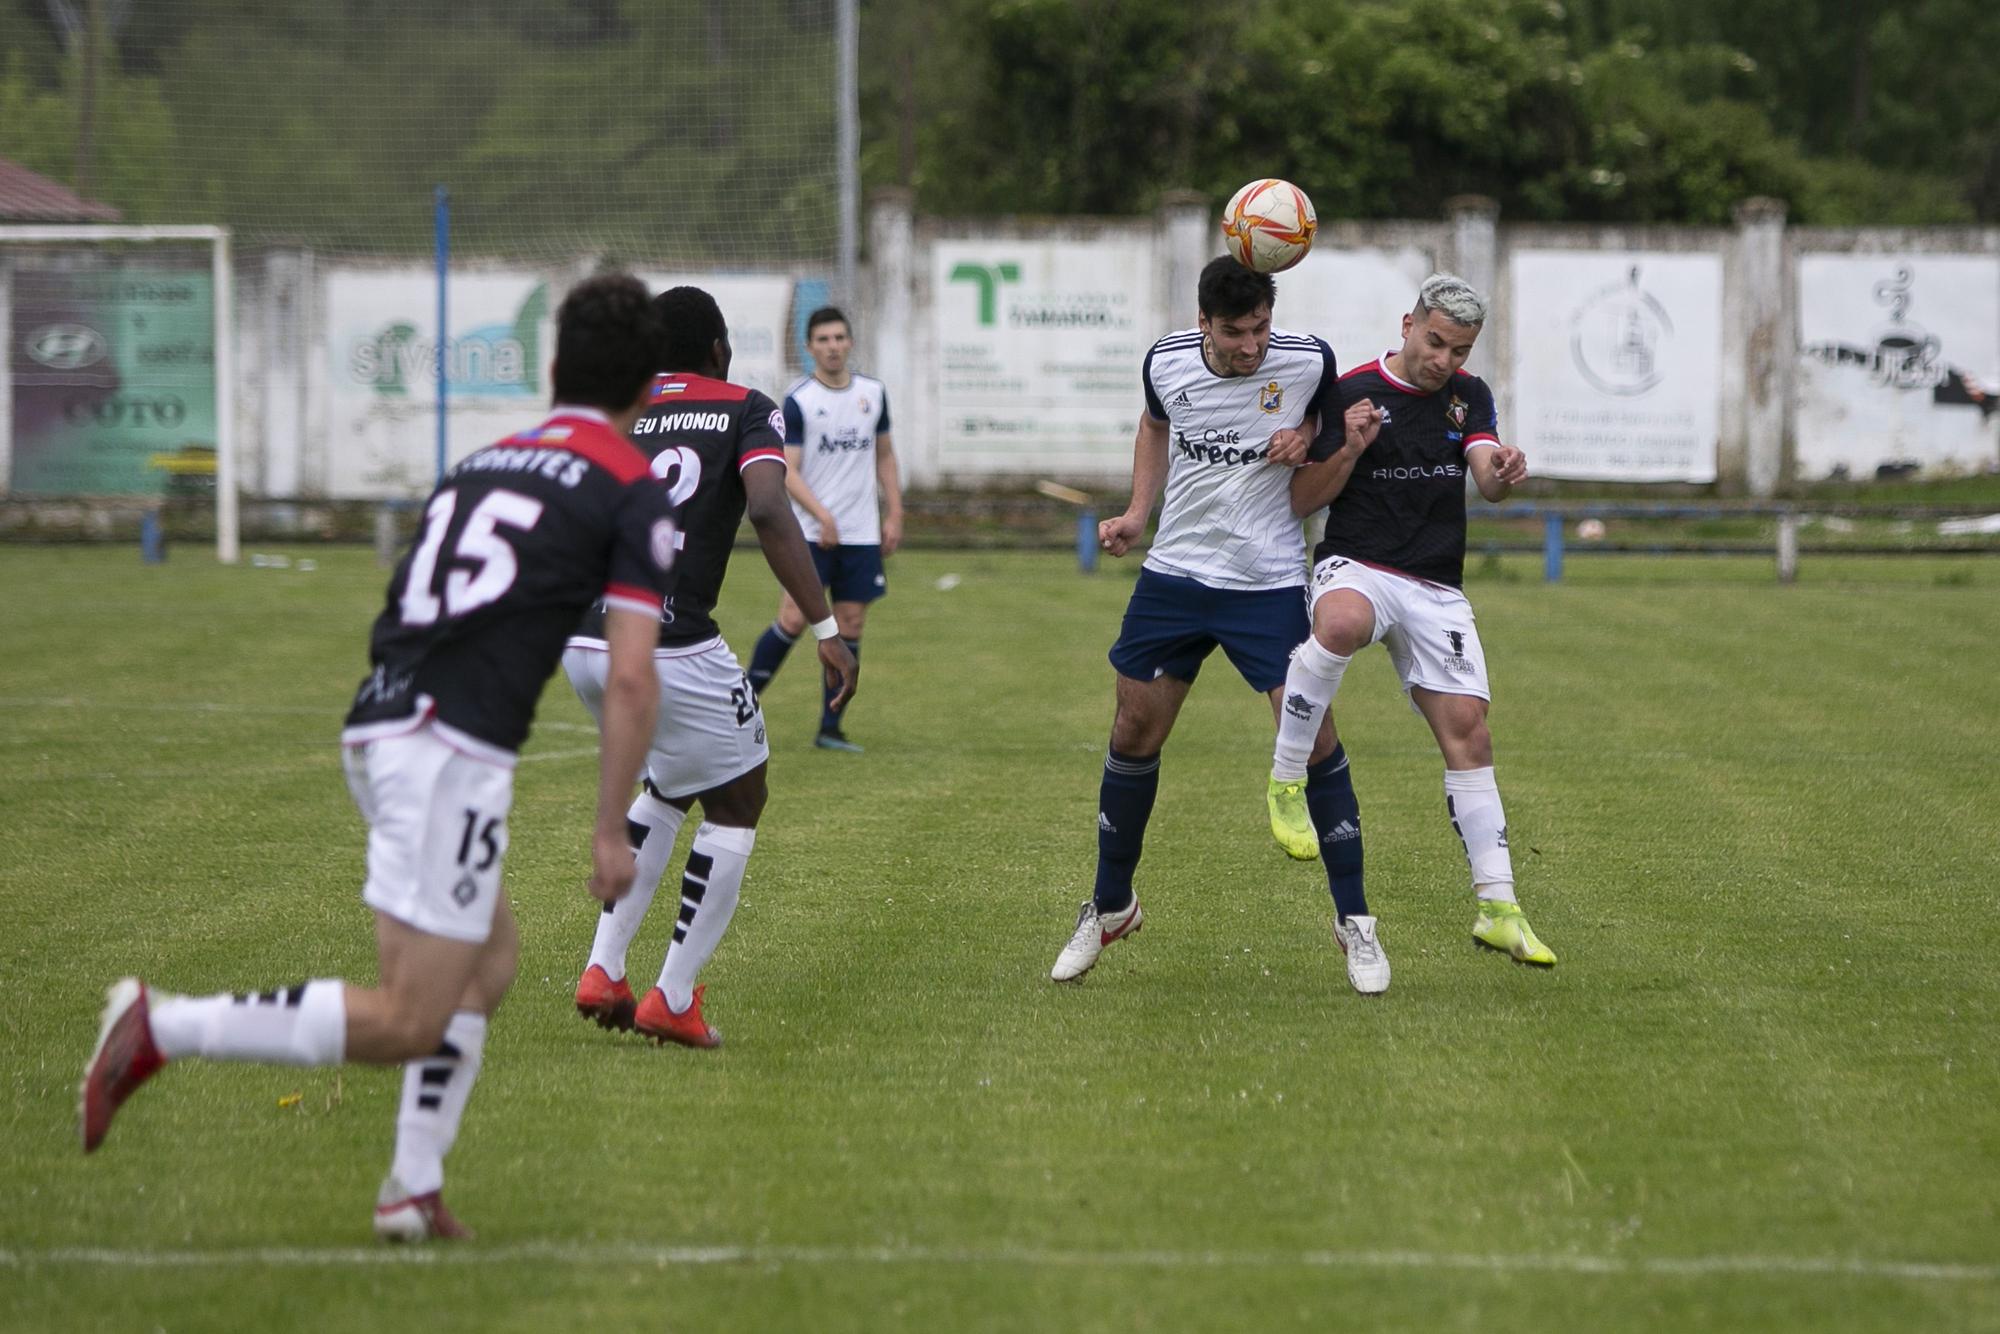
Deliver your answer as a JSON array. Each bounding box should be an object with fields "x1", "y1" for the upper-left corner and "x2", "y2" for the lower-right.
[{"x1": 0, "y1": 1242, "x2": 1993, "y2": 1283}]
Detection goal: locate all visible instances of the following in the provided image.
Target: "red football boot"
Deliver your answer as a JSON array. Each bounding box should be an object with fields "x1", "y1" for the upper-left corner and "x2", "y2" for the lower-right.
[
  {"x1": 634, "y1": 985, "x2": 721, "y2": 1049},
  {"x1": 574, "y1": 964, "x2": 637, "y2": 1032},
  {"x1": 80, "y1": 978, "x2": 168, "y2": 1153}
]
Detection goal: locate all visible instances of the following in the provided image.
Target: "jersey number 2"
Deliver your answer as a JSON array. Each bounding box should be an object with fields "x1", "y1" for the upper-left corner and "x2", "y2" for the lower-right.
[{"x1": 399, "y1": 488, "x2": 547, "y2": 626}]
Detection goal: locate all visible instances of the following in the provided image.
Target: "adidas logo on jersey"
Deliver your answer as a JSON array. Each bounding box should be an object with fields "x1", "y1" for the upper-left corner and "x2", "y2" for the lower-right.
[{"x1": 1169, "y1": 389, "x2": 1192, "y2": 409}]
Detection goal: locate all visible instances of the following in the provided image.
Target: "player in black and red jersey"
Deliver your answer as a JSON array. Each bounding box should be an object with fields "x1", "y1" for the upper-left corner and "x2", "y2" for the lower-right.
[
  {"x1": 1268, "y1": 273, "x2": 1557, "y2": 992},
  {"x1": 80, "y1": 274, "x2": 678, "y2": 1242},
  {"x1": 565, "y1": 285, "x2": 857, "y2": 1049}
]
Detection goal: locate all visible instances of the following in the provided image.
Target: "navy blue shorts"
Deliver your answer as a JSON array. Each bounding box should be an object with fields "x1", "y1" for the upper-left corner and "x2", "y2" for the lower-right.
[
  {"x1": 812, "y1": 543, "x2": 887, "y2": 605},
  {"x1": 1108, "y1": 567, "x2": 1308, "y2": 692}
]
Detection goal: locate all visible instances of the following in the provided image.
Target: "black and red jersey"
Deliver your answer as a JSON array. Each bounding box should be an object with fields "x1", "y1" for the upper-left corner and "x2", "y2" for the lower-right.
[
  {"x1": 345, "y1": 408, "x2": 676, "y2": 752},
  {"x1": 1309, "y1": 356, "x2": 1501, "y2": 588},
  {"x1": 574, "y1": 372, "x2": 786, "y2": 648}
]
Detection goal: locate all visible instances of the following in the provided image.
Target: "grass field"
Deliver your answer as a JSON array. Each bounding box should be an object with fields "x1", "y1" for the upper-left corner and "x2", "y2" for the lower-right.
[{"x1": 3, "y1": 545, "x2": 1998, "y2": 1332}]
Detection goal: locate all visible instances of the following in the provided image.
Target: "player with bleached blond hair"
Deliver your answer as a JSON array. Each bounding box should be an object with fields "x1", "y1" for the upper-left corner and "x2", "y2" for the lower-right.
[{"x1": 1267, "y1": 273, "x2": 1557, "y2": 991}]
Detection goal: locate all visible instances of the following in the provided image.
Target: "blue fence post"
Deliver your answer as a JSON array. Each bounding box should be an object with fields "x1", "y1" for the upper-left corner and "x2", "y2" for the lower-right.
[
  {"x1": 1543, "y1": 513, "x2": 1564, "y2": 583},
  {"x1": 1077, "y1": 508, "x2": 1098, "y2": 573},
  {"x1": 140, "y1": 509, "x2": 165, "y2": 564}
]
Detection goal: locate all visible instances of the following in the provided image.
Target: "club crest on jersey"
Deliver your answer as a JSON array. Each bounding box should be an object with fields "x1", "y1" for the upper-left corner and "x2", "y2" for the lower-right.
[
  {"x1": 1259, "y1": 381, "x2": 1284, "y2": 413},
  {"x1": 857, "y1": 397, "x2": 871, "y2": 415},
  {"x1": 1447, "y1": 396, "x2": 1469, "y2": 429}
]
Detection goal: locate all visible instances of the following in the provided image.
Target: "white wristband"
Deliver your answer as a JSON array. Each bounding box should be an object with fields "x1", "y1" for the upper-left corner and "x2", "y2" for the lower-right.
[{"x1": 809, "y1": 616, "x2": 840, "y2": 641}]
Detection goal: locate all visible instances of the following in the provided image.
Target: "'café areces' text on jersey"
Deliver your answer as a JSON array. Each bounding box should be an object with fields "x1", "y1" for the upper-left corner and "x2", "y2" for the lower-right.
[
  {"x1": 346, "y1": 408, "x2": 677, "y2": 754},
  {"x1": 784, "y1": 372, "x2": 891, "y2": 546},
  {"x1": 1316, "y1": 354, "x2": 1501, "y2": 588},
  {"x1": 1141, "y1": 328, "x2": 1338, "y2": 591}
]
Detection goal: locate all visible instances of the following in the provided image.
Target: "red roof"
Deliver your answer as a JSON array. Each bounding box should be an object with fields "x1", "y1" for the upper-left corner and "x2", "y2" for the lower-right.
[{"x1": 0, "y1": 157, "x2": 121, "y2": 223}]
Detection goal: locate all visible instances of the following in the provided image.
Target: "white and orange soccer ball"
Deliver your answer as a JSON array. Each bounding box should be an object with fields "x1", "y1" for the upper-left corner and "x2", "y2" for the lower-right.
[{"x1": 1220, "y1": 178, "x2": 1318, "y2": 274}]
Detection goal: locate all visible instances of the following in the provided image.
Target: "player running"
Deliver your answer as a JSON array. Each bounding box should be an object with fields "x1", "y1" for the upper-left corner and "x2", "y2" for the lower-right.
[
  {"x1": 80, "y1": 275, "x2": 678, "y2": 1240},
  {"x1": 566, "y1": 286, "x2": 857, "y2": 1049},
  {"x1": 1268, "y1": 273, "x2": 1557, "y2": 982},
  {"x1": 1051, "y1": 256, "x2": 1381, "y2": 989}
]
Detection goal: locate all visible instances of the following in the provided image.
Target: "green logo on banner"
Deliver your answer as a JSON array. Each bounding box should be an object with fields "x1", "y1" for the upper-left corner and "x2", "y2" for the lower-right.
[{"x1": 947, "y1": 262, "x2": 1021, "y2": 327}]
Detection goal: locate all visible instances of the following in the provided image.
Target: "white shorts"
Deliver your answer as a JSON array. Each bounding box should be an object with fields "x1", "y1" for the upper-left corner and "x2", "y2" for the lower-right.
[
  {"x1": 1309, "y1": 555, "x2": 1491, "y2": 702},
  {"x1": 341, "y1": 717, "x2": 515, "y2": 944},
  {"x1": 562, "y1": 635, "x2": 769, "y2": 800}
]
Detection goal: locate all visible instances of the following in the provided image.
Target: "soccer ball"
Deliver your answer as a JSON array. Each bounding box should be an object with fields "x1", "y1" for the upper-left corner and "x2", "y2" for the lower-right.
[{"x1": 1221, "y1": 179, "x2": 1318, "y2": 274}]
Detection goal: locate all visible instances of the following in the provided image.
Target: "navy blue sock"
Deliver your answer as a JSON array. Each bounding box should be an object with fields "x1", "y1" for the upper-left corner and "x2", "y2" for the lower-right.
[
  {"x1": 820, "y1": 637, "x2": 859, "y2": 733},
  {"x1": 1306, "y1": 745, "x2": 1368, "y2": 920},
  {"x1": 747, "y1": 623, "x2": 796, "y2": 697},
  {"x1": 1093, "y1": 747, "x2": 1160, "y2": 914}
]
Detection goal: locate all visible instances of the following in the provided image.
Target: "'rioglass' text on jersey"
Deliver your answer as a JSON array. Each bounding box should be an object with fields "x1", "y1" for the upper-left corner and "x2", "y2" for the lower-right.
[{"x1": 1314, "y1": 355, "x2": 1501, "y2": 588}]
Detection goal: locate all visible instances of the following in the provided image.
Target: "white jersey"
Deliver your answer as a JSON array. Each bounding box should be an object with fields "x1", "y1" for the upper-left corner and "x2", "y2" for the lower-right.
[
  {"x1": 1140, "y1": 328, "x2": 1339, "y2": 591},
  {"x1": 784, "y1": 372, "x2": 892, "y2": 545}
]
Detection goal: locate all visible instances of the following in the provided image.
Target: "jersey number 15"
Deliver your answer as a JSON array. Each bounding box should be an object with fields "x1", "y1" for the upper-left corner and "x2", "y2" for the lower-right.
[{"x1": 398, "y1": 488, "x2": 546, "y2": 626}]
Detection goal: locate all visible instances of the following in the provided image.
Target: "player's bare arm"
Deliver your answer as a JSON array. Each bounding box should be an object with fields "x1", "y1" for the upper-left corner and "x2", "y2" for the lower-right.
[
  {"x1": 1265, "y1": 413, "x2": 1318, "y2": 468},
  {"x1": 1467, "y1": 442, "x2": 1528, "y2": 502},
  {"x1": 1290, "y1": 398, "x2": 1384, "y2": 515},
  {"x1": 589, "y1": 606, "x2": 661, "y2": 904},
  {"x1": 1101, "y1": 411, "x2": 1170, "y2": 557},
  {"x1": 744, "y1": 459, "x2": 858, "y2": 710},
  {"x1": 875, "y1": 431, "x2": 904, "y2": 556},
  {"x1": 782, "y1": 443, "x2": 840, "y2": 547}
]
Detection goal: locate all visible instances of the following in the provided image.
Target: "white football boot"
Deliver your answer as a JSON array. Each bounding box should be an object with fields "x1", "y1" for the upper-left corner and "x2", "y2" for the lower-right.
[
  {"x1": 1050, "y1": 897, "x2": 1143, "y2": 982},
  {"x1": 1332, "y1": 914, "x2": 1391, "y2": 995}
]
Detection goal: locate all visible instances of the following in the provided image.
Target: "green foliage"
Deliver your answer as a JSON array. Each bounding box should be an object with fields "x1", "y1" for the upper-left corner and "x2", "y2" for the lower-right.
[{"x1": 871, "y1": 0, "x2": 1989, "y2": 224}]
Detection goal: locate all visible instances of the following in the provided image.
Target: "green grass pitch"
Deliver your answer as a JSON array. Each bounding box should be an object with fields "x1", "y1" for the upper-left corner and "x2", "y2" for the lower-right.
[{"x1": 2, "y1": 545, "x2": 1997, "y2": 1332}]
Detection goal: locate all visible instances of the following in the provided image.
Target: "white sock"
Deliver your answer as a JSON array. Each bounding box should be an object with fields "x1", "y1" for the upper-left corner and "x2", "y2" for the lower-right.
[
  {"x1": 587, "y1": 786, "x2": 688, "y2": 980},
  {"x1": 149, "y1": 979, "x2": 347, "y2": 1065},
  {"x1": 1272, "y1": 637, "x2": 1351, "y2": 781},
  {"x1": 656, "y1": 822, "x2": 752, "y2": 1012},
  {"x1": 1443, "y1": 767, "x2": 1516, "y2": 898},
  {"x1": 388, "y1": 1010, "x2": 487, "y2": 1197}
]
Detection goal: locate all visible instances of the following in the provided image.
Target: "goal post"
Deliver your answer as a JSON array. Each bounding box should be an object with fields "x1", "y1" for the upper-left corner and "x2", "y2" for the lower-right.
[{"x1": 0, "y1": 224, "x2": 239, "y2": 563}]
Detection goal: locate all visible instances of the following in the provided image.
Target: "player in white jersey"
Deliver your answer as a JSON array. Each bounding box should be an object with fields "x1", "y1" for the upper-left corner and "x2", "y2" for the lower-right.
[
  {"x1": 746, "y1": 307, "x2": 903, "y2": 753},
  {"x1": 1051, "y1": 257, "x2": 1387, "y2": 987}
]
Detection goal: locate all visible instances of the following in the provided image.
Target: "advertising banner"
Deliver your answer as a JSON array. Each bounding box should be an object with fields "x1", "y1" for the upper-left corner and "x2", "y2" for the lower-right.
[
  {"x1": 1510, "y1": 251, "x2": 1722, "y2": 482},
  {"x1": 932, "y1": 237, "x2": 1158, "y2": 477},
  {"x1": 8, "y1": 263, "x2": 215, "y2": 495},
  {"x1": 324, "y1": 268, "x2": 552, "y2": 497},
  {"x1": 1795, "y1": 255, "x2": 1999, "y2": 479},
  {"x1": 1273, "y1": 245, "x2": 1437, "y2": 376}
]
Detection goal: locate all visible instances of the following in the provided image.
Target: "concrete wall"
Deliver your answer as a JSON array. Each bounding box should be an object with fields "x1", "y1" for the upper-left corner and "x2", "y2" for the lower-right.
[{"x1": 7, "y1": 206, "x2": 1995, "y2": 499}]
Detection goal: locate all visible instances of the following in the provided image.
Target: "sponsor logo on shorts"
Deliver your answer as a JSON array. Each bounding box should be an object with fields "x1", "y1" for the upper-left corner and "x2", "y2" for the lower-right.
[
  {"x1": 451, "y1": 875, "x2": 479, "y2": 907},
  {"x1": 1442, "y1": 629, "x2": 1475, "y2": 674}
]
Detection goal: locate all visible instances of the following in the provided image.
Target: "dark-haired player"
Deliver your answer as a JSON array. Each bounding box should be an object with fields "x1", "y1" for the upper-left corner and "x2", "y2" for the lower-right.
[
  {"x1": 80, "y1": 274, "x2": 678, "y2": 1241},
  {"x1": 745, "y1": 306, "x2": 901, "y2": 752},
  {"x1": 1051, "y1": 257, "x2": 1380, "y2": 989},
  {"x1": 1269, "y1": 273, "x2": 1557, "y2": 978},
  {"x1": 566, "y1": 286, "x2": 856, "y2": 1048}
]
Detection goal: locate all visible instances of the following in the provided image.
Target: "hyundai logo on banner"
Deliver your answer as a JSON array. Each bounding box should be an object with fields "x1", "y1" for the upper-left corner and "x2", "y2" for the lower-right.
[{"x1": 25, "y1": 324, "x2": 109, "y2": 371}]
